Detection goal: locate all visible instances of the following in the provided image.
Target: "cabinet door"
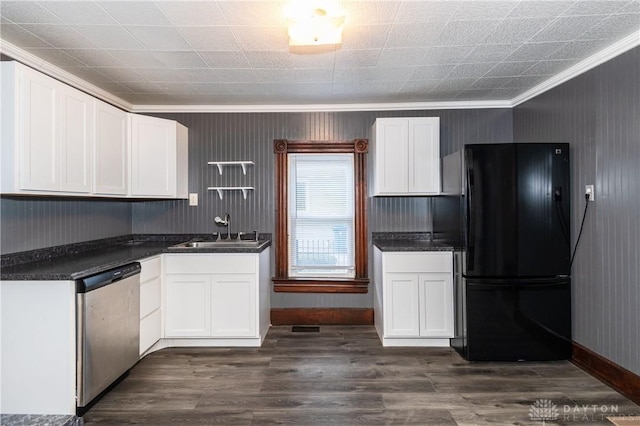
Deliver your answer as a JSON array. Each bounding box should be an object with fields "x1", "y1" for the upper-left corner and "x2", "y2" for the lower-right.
[
  {"x1": 374, "y1": 119, "x2": 408, "y2": 194},
  {"x1": 94, "y1": 101, "x2": 127, "y2": 195},
  {"x1": 384, "y1": 273, "x2": 420, "y2": 337},
  {"x1": 408, "y1": 118, "x2": 440, "y2": 194},
  {"x1": 58, "y1": 85, "x2": 93, "y2": 193},
  {"x1": 130, "y1": 114, "x2": 175, "y2": 197},
  {"x1": 419, "y1": 272, "x2": 454, "y2": 337},
  {"x1": 19, "y1": 66, "x2": 59, "y2": 191},
  {"x1": 211, "y1": 274, "x2": 257, "y2": 337},
  {"x1": 164, "y1": 274, "x2": 211, "y2": 337}
]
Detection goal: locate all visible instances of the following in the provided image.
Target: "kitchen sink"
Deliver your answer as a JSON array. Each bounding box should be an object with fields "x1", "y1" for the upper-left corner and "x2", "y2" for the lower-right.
[{"x1": 170, "y1": 240, "x2": 262, "y2": 249}]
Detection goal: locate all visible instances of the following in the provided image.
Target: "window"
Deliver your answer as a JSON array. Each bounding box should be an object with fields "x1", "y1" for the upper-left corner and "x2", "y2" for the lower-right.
[
  {"x1": 273, "y1": 139, "x2": 369, "y2": 293},
  {"x1": 289, "y1": 154, "x2": 354, "y2": 278}
]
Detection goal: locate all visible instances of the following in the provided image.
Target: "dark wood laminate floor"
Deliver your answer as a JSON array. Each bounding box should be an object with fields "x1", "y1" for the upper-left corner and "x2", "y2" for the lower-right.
[{"x1": 83, "y1": 326, "x2": 639, "y2": 425}]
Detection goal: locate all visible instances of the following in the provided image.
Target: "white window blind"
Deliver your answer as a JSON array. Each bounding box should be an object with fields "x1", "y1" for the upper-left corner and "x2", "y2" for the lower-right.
[{"x1": 288, "y1": 154, "x2": 355, "y2": 278}]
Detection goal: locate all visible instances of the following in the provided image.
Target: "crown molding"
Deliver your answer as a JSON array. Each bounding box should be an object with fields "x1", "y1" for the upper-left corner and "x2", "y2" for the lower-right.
[
  {"x1": 511, "y1": 30, "x2": 640, "y2": 107},
  {"x1": 0, "y1": 39, "x2": 133, "y2": 111},
  {"x1": 130, "y1": 100, "x2": 512, "y2": 113}
]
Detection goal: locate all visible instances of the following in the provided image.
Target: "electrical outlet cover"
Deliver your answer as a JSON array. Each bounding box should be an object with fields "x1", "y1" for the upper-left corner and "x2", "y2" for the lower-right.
[
  {"x1": 189, "y1": 193, "x2": 198, "y2": 206},
  {"x1": 585, "y1": 185, "x2": 595, "y2": 202}
]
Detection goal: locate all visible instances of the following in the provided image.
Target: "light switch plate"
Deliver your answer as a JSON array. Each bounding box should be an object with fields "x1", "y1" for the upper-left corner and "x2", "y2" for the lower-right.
[
  {"x1": 189, "y1": 193, "x2": 198, "y2": 206},
  {"x1": 585, "y1": 185, "x2": 595, "y2": 202}
]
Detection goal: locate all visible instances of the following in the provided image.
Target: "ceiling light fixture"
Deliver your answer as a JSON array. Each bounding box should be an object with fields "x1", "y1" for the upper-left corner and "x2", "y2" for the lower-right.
[{"x1": 285, "y1": 1, "x2": 345, "y2": 47}]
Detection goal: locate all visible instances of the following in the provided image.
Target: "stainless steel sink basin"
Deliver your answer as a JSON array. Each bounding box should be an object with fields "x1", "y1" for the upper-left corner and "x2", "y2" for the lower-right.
[{"x1": 171, "y1": 240, "x2": 261, "y2": 249}]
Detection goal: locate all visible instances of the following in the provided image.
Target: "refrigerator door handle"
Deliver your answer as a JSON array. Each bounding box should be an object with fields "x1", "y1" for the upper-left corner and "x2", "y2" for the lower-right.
[{"x1": 466, "y1": 166, "x2": 475, "y2": 271}]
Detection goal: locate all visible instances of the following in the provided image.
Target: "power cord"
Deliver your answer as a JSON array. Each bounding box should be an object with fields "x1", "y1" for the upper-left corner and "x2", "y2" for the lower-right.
[{"x1": 570, "y1": 193, "x2": 591, "y2": 267}]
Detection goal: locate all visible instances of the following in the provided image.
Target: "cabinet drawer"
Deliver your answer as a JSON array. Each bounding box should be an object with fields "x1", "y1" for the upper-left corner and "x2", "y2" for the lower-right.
[
  {"x1": 384, "y1": 252, "x2": 452, "y2": 273},
  {"x1": 139, "y1": 309, "x2": 161, "y2": 355},
  {"x1": 164, "y1": 254, "x2": 257, "y2": 274},
  {"x1": 140, "y1": 276, "x2": 161, "y2": 319},
  {"x1": 139, "y1": 256, "x2": 161, "y2": 282}
]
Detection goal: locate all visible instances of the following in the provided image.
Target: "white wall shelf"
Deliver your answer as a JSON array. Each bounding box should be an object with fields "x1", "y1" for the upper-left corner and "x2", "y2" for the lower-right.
[
  {"x1": 208, "y1": 161, "x2": 254, "y2": 175},
  {"x1": 207, "y1": 186, "x2": 254, "y2": 199}
]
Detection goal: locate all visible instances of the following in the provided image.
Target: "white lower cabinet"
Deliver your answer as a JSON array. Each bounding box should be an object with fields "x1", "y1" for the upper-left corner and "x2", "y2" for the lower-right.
[
  {"x1": 139, "y1": 256, "x2": 162, "y2": 355},
  {"x1": 163, "y1": 250, "x2": 270, "y2": 346},
  {"x1": 374, "y1": 248, "x2": 453, "y2": 346}
]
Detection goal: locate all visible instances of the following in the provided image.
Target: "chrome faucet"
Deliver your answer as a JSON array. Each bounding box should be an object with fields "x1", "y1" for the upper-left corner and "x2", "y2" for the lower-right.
[{"x1": 214, "y1": 213, "x2": 231, "y2": 240}]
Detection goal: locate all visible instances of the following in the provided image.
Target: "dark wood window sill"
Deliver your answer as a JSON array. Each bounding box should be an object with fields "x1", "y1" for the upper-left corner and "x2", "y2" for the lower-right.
[{"x1": 272, "y1": 278, "x2": 370, "y2": 293}]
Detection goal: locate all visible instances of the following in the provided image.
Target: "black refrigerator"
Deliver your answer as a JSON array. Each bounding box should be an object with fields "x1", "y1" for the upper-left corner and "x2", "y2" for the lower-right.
[{"x1": 434, "y1": 143, "x2": 572, "y2": 361}]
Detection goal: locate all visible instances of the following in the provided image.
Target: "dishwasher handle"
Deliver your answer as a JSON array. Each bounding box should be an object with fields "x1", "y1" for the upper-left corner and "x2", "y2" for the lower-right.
[{"x1": 77, "y1": 262, "x2": 141, "y2": 293}]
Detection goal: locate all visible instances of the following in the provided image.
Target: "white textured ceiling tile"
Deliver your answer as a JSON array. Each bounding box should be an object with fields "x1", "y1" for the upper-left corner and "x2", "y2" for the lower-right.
[
  {"x1": 95, "y1": 67, "x2": 145, "y2": 82},
  {"x1": 177, "y1": 26, "x2": 241, "y2": 51},
  {"x1": 228, "y1": 83, "x2": 269, "y2": 95},
  {"x1": 457, "y1": 1, "x2": 519, "y2": 20},
  {"x1": 97, "y1": 1, "x2": 170, "y2": 26},
  {"x1": 488, "y1": 88, "x2": 527, "y2": 99},
  {"x1": 399, "y1": 79, "x2": 444, "y2": 93},
  {"x1": 156, "y1": 1, "x2": 226, "y2": 26},
  {"x1": 94, "y1": 80, "x2": 133, "y2": 94},
  {"x1": 333, "y1": 80, "x2": 403, "y2": 94},
  {"x1": 125, "y1": 26, "x2": 192, "y2": 51},
  {"x1": 530, "y1": 15, "x2": 609, "y2": 42},
  {"x1": 504, "y1": 42, "x2": 566, "y2": 61},
  {"x1": 434, "y1": 77, "x2": 478, "y2": 91},
  {"x1": 62, "y1": 49, "x2": 123, "y2": 67},
  {"x1": 106, "y1": 50, "x2": 165, "y2": 68},
  {"x1": 334, "y1": 66, "x2": 414, "y2": 83},
  {"x1": 334, "y1": 49, "x2": 380, "y2": 68},
  {"x1": 151, "y1": 51, "x2": 209, "y2": 69},
  {"x1": 471, "y1": 76, "x2": 512, "y2": 89},
  {"x1": 72, "y1": 25, "x2": 143, "y2": 49},
  {"x1": 19, "y1": 24, "x2": 96, "y2": 49},
  {"x1": 231, "y1": 26, "x2": 289, "y2": 52},
  {"x1": 408, "y1": 64, "x2": 456, "y2": 80},
  {"x1": 2, "y1": 2, "x2": 62, "y2": 24},
  {"x1": 254, "y1": 68, "x2": 333, "y2": 83},
  {"x1": 201, "y1": 69, "x2": 259, "y2": 83},
  {"x1": 463, "y1": 44, "x2": 520, "y2": 63},
  {"x1": 0, "y1": 23, "x2": 53, "y2": 48},
  {"x1": 522, "y1": 59, "x2": 577, "y2": 75},
  {"x1": 578, "y1": 13, "x2": 640, "y2": 40},
  {"x1": 561, "y1": 1, "x2": 630, "y2": 16},
  {"x1": 484, "y1": 18, "x2": 554, "y2": 44},
  {"x1": 263, "y1": 82, "x2": 333, "y2": 95},
  {"x1": 501, "y1": 75, "x2": 547, "y2": 88},
  {"x1": 384, "y1": 22, "x2": 446, "y2": 48},
  {"x1": 199, "y1": 52, "x2": 252, "y2": 69},
  {"x1": 454, "y1": 89, "x2": 496, "y2": 100},
  {"x1": 342, "y1": 1, "x2": 400, "y2": 25},
  {"x1": 616, "y1": 1, "x2": 640, "y2": 14},
  {"x1": 219, "y1": 1, "x2": 285, "y2": 26},
  {"x1": 436, "y1": 20, "x2": 501, "y2": 46},
  {"x1": 119, "y1": 81, "x2": 164, "y2": 94},
  {"x1": 395, "y1": 1, "x2": 462, "y2": 23},
  {"x1": 119, "y1": 93, "x2": 151, "y2": 103},
  {"x1": 506, "y1": 1, "x2": 574, "y2": 19},
  {"x1": 547, "y1": 39, "x2": 612, "y2": 60},
  {"x1": 40, "y1": 1, "x2": 117, "y2": 25},
  {"x1": 24, "y1": 48, "x2": 86, "y2": 68},
  {"x1": 155, "y1": 82, "x2": 199, "y2": 95},
  {"x1": 245, "y1": 51, "x2": 334, "y2": 69},
  {"x1": 64, "y1": 66, "x2": 113, "y2": 82},
  {"x1": 426, "y1": 45, "x2": 475, "y2": 63},
  {"x1": 134, "y1": 68, "x2": 182, "y2": 83},
  {"x1": 447, "y1": 63, "x2": 495, "y2": 79},
  {"x1": 485, "y1": 61, "x2": 538, "y2": 77},
  {"x1": 377, "y1": 47, "x2": 431, "y2": 67},
  {"x1": 191, "y1": 83, "x2": 236, "y2": 95},
  {"x1": 341, "y1": 25, "x2": 391, "y2": 50}
]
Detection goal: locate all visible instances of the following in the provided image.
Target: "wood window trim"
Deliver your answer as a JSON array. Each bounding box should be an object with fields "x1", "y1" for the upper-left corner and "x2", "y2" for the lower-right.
[{"x1": 273, "y1": 139, "x2": 369, "y2": 293}]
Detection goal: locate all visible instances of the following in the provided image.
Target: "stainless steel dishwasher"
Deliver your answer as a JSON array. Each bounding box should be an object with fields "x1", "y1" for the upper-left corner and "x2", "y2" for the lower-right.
[{"x1": 76, "y1": 262, "x2": 141, "y2": 409}]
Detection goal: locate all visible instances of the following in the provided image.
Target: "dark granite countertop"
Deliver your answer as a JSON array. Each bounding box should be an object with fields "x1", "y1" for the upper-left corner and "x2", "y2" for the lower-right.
[
  {"x1": 0, "y1": 414, "x2": 82, "y2": 426},
  {"x1": 372, "y1": 232, "x2": 453, "y2": 252},
  {"x1": 1, "y1": 235, "x2": 271, "y2": 281}
]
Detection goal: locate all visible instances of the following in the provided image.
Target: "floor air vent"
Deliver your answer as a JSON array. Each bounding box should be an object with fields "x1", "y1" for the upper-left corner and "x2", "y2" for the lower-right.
[{"x1": 291, "y1": 326, "x2": 320, "y2": 333}]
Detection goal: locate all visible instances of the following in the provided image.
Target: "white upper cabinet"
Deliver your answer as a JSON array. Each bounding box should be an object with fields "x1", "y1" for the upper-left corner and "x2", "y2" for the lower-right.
[
  {"x1": 94, "y1": 100, "x2": 128, "y2": 195},
  {"x1": 1, "y1": 61, "x2": 92, "y2": 194},
  {"x1": 370, "y1": 117, "x2": 440, "y2": 196},
  {"x1": 129, "y1": 114, "x2": 188, "y2": 199}
]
